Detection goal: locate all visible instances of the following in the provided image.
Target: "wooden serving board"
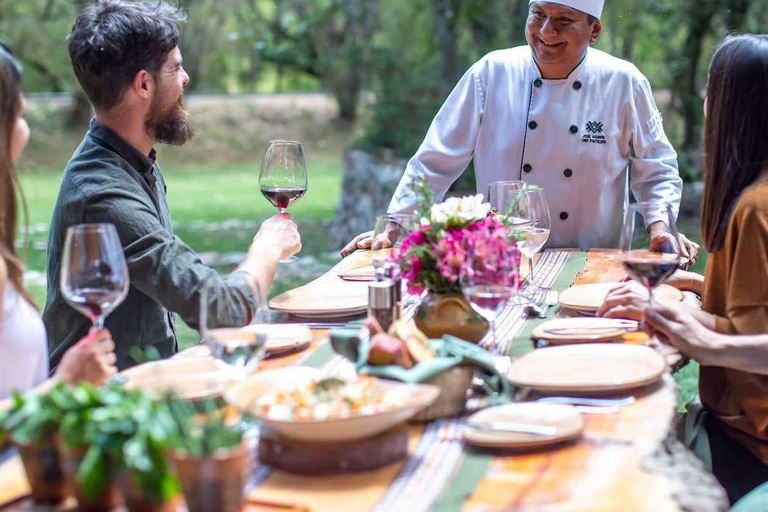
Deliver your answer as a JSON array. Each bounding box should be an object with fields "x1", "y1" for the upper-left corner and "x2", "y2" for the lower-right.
[
  {"x1": 268, "y1": 250, "x2": 373, "y2": 316},
  {"x1": 258, "y1": 426, "x2": 409, "y2": 474}
]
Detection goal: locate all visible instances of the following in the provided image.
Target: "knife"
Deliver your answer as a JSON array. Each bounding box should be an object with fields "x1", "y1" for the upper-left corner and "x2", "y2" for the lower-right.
[{"x1": 463, "y1": 422, "x2": 557, "y2": 436}]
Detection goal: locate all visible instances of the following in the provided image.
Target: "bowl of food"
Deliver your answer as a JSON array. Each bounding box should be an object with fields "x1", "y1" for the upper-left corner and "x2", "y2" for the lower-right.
[{"x1": 225, "y1": 367, "x2": 439, "y2": 443}]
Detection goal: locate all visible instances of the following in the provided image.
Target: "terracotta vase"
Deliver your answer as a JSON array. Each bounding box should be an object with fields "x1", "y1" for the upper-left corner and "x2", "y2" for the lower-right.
[
  {"x1": 172, "y1": 442, "x2": 249, "y2": 512},
  {"x1": 13, "y1": 437, "x2": 68, "y2": 504},
  {"x1": 118, "y1": 470, "x2": 178, "y2": 512},
  {"x1": 58, "y1": 441, "x2": 123, "y2": 512},
  {"x1": 414, "y1": 292, "x2": 489, "y2": 343}
]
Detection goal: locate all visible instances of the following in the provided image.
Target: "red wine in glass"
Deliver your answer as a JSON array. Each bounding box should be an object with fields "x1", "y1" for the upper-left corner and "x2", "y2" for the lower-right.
[
  {"x1": 66, "y1": 288, "x2": 126, "y2": 323},
  {"x1": 259, "y1": 141, "x2": 308, "y2": 262},
  {"x1": 61, "y1": 224, "x2": 129, "y2": 329},
  {"x1": 622, "y1": 258, "x2": 678, "y2": 289},
  {"x1": 260, "y1": 186, "x2": 307, "y2": 211}
]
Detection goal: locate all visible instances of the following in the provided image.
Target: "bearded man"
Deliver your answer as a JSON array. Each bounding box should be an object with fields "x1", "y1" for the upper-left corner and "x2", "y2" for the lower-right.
[{"x1": 44, "y1": 0, "x2": 301, "y2": 370}]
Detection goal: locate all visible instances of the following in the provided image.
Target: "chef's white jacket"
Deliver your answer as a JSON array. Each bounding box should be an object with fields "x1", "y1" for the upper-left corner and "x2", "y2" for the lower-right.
[{"x1": 388, "y1": 46, "x2": 683, "y2": 250}]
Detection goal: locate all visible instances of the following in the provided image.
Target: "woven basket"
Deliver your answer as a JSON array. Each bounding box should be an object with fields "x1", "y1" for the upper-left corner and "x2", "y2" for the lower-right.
[{"x1": 410, "y1": 366, "x2": 474, "y2": 422}]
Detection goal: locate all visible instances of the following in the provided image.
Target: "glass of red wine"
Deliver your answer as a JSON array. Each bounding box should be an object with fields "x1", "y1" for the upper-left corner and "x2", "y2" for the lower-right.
[
  {"x1": 620, "y1": 202, "x2": 681, "y2": 320},
  {"x1": 460, "y1": 238, "x2": 518, "y2": 348},
  {"x1": 259, "y1": 140, "x2": 308, "y2": 263},
  {"x1": 60, "y1": 223, "x2": 129, "y2": 330}
]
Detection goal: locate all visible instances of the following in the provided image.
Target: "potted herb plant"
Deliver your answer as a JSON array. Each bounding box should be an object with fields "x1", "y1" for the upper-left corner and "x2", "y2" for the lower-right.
[
  {"x1": 58, "y1": 382, "x2": 179, "y2": 512},
  {"x1": 166, "y1": 397, "x2": 248, "y2": 512},
  {"x1": 0, "y1": 384, "x2": 69, "y2": 504}
]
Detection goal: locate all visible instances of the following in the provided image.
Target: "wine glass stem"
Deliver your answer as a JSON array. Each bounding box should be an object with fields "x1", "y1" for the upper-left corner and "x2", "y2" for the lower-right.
[
  {"x1": 93, "y1": 316, "x2": 105, "y2": 330},
  {"x1": 489, "y1": 318, "x2": 496, "y2": 347},
  {"x1": 278, "y1": 207, "x2": 287, "y2": 214},
  {"x1": 529, "y1": 255, "x2": 535, "y2": 288}
]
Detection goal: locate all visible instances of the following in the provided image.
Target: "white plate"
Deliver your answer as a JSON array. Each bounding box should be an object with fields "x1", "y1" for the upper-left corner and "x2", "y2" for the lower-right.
[
  {"x1": 284, "y1": 308, "x2": 367, "y2": 319},
  {"x1": 225, "y1": 367, "x2": 440, "y2": 443},
  {"x1": 464, "y1": 403, "x2": 583, "y2": 449}
]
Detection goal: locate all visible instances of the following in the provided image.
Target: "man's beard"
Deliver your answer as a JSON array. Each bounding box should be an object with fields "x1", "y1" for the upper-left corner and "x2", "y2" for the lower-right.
[{"x1": 145, "y1": 93, "x2": 195, "y2": 146}]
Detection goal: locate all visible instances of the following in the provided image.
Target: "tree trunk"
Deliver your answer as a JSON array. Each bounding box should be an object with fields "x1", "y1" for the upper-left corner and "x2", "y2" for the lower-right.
[
  {"x1": 434, "y1": 0, "x2": 462, "y2": 97},
  {"x1": 679, "y1": 0, "x2": 718, "y2": 150}
]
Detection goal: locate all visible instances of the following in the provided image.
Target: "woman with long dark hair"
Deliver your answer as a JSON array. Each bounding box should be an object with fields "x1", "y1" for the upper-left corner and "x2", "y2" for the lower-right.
[
  {"x1": 599, "y1": 34, "x2": 768, "y2": 504},
  {"x1": 0, "y1": 41, "x2": 116, "y2": 400}
]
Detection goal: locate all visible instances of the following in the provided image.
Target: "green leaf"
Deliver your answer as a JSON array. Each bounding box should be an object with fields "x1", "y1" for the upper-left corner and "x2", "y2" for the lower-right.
[{"x1": 77, "y1": 445, "x2": 109, "y2": 499}]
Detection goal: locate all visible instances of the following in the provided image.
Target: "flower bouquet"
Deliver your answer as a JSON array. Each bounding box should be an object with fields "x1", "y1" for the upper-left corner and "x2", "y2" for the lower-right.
[{"x1": 392, "y1": 176, "x2": 521, "y2": 342}]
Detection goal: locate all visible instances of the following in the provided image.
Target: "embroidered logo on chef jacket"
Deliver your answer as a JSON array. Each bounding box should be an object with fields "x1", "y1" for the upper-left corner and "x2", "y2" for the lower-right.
[{"x1": 582, "y1": 120, "x2": 606, "y2": 145}]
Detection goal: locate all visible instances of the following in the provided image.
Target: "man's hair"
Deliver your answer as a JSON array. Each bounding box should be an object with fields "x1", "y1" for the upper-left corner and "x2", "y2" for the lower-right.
[
  {"x1": 67, "y1": 0, "x2": 187, "y2": 111},
  {"x1": 588, "y1": 15, "x2": 597, "y2": 24}
]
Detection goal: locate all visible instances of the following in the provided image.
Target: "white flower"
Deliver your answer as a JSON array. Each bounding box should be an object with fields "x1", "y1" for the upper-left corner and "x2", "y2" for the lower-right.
[{"x1": 430, "y1": 194, "x2": 490, "y2": 226}]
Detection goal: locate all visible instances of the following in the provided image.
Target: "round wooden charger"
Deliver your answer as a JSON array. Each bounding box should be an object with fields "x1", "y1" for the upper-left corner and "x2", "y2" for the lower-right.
[{"x1": 258, "y1": 426, "x2": 409, "y2": 474}]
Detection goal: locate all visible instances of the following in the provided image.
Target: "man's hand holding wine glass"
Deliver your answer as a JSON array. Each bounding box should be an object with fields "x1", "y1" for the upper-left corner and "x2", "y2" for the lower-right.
[{"x1": 252, "y1": 214, "x2": 302, "y2": 263}]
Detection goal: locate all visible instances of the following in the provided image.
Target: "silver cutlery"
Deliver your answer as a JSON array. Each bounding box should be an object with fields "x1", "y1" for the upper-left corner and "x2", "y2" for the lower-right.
[
  {"x1": 463, "y1": 422, "x2": 557, "y2": 436},
  {"x1": 538, "y1": 289, "x2": 560, "y2": 318},
  {"x1": 536, "y1": 396, "x2": 635, "y2": 407}
]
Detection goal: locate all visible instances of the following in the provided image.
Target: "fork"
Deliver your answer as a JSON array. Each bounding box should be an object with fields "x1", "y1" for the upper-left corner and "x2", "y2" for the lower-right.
[{"x1": 538, "y1": 289, "x2": 559, "y2": 318}]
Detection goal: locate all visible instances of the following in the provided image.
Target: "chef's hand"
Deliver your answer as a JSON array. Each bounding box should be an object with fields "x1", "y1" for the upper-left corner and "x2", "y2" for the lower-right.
[
  {"x1": 341, "y1": 231, "x2": 373, "y2": 258},
  {"x1": 648, "y1": 222, "x2": 700, "y2": 266},
  {"x1": 596, "y1": 281, "x2": 648, "y2": 321}
]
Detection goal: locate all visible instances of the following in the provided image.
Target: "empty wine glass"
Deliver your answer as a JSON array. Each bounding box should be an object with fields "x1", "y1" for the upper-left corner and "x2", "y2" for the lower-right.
[
  {"x1": 61, "y1": 223, "x2": 129, "y2": 330},
  {"x1": 461, "y1": 238, "x2": 518, "y2": 348},
  {"x1": 620, "y1": 202, "x2": 681, "y2": 311},
  {"x1": 371, "y1": 213, "x2": 415, "y2": 270},
  {"x1": 513, "y1": 188, "x2": 551, "y2": 296},
  {"x1": 259, "y1": 140, "x2": 308, "y2": 263},
  {"x1": 487, "y1": 180, "x2": 526, "y2": 213},
  {"x1": 199, "y1": 281, "x2": 268, "y2": 380}
]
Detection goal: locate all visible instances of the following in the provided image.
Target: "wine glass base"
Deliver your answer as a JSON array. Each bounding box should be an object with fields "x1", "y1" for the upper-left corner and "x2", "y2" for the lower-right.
[{"x1": 279, "y1": 255, "x2": 299, "y2": 263}]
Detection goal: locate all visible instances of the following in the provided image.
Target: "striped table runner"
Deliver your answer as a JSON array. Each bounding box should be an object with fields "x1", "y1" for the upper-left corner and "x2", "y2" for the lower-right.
[{"x1": 248, "y1": 250, "x2": 588, "y2": 512}]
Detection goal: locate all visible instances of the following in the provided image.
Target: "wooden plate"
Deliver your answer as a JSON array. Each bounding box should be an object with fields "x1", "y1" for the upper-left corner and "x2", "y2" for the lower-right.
[
  {"x1": 506, "y1": 343, "x2": 667, "y2": 394},
  {"x1": 558, "y1": 283, "x2": 684, "y2": 313},
  {"x1": 172, "y1": 325, "x2": 313, "y2": 359},
  {"x1": 532, "y1": 318, "x2": 638, "y2": 344},
  {"x1": 119, "y1": 357, "x2": 231, "y2": 401},
  {"x1": 338, "y1": 265, "x2": 376, "y2": 282},
  {"x1": 464, "y1": 403, "x2": 583, "y2": 449},
  {"x1": 269, "y1": 281, "x2": 368, "y2": 316}
]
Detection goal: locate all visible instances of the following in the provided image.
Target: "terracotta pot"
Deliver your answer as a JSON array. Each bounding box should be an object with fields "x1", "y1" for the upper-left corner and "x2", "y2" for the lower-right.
[
  {"x1": 117, "y1": 470, "x2": 177, "y2": 512},
  {"x1": 13, "y1": 437, "x2": 68, "y2": 504},
  {"x1": 58, "y1": 440, "x2": 122, "y2": 512},
  {"x1": 172, "y1": 442, "x2": 249, "y2": 512},
  {"x1": 414, "y1": 292, "x2": 489, "y2": 343}
]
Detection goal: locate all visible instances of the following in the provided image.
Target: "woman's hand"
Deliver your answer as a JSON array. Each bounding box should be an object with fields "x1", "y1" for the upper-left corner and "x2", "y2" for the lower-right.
[
  {"x1": 664, "y1": 269, "x2": 705, "y2": 295},
  {"x1": 596, "y1": 281, "x2": 649, "y2": 321},
  {"x1": 645, "y1": 303, "x2": 721, "y2": 364},
  {"x1": 54, "y1": 328, "x2": 117, "y2": 386}
]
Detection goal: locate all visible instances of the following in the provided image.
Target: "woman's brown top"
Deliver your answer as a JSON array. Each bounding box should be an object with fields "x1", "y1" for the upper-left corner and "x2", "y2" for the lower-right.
[{"x1": 702, "y1": 179, "x2": 768, "y2": 462}]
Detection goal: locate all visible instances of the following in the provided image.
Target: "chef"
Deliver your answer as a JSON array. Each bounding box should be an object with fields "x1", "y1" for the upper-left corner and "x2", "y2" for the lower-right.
[{"x1": 342, "y1": 0, "x2": 699, "y2": 261}]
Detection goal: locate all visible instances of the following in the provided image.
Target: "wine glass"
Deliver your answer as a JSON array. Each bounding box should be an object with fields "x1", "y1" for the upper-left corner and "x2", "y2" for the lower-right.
[
  {"x1": 199, "y1": 281, "x2": 269, "y2": 380},
  {"x1": 259, "y1": 140, "x2": 308, "y2": 263},
  {"x1": 513, "y1": 188, "x2": 551, "y2": 296},
  {"x1": 371, "y1": 213, "x2": 415, "y2": 270},
  {"x1": 460, "y1": 238, "x2": 518, "y2": 348},
  {"x1": 620, "y1": 202, "x2": 681, "y2": 313},
  {"x1": 60, "y1": 223, "x2": 129, "y2": 330},
  {"x1": 487, "y1": 180, "x2": 526, "y2": 213}
]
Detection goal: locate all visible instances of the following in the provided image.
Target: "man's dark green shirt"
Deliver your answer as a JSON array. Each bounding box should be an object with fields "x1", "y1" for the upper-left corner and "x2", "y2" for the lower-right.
[{"x1": 44, "y1": 120, "x2": 257, "y2": 370}]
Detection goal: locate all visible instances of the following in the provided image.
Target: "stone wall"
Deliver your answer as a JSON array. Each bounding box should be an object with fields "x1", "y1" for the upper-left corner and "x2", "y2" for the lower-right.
[{"x1": 331, "y1": 148, "x2": 408, "y2": 249}]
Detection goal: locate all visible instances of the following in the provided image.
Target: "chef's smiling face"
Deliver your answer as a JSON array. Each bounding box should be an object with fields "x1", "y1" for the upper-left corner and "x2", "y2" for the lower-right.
[{"x1": 526, "y1": 2, "x2": 602, "y2": 78}]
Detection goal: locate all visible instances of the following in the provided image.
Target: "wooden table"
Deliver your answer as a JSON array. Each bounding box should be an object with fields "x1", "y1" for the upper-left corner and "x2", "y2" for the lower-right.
[{"x1": 0, "y1": 250, "x2": 728, "y2": 512}]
